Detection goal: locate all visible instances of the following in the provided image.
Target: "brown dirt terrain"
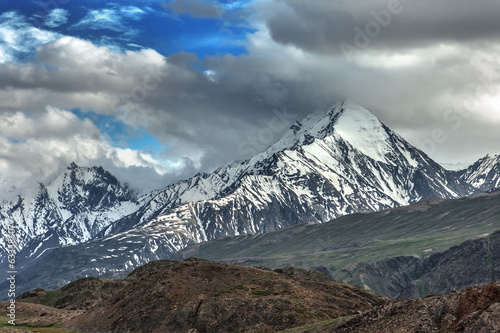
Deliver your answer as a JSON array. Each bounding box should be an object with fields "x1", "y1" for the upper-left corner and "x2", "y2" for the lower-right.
[
  {"x1": 301, "y1": 282, "x2": 500, "y2": 332},
  {"x1": 58, "y1": 258, "x2": 386, "y2": 333},
  {"x1": 11, "y1": 258, "x2": 500, "y2": 333},
  {"x1": 0, "y1": 300, "x2": 81, "y2": 332}
]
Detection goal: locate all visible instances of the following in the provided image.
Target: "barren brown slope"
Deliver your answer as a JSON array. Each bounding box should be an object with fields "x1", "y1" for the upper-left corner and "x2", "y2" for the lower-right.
[
  {"x1": 0, "y1": 300, "x2": 81, "y2": 332},
  {"x1": 299, "y1": 282, "x2": 500, "y2": 333},
  {"x1": 17, "y1": 276, "x2": 128, "y2": 311},
  {"x1": 56, "y1": 258, "x2": 387, "y2": 333},
  {"x1": 13, "y1": 260, "x2": 500, "y2": 333}
]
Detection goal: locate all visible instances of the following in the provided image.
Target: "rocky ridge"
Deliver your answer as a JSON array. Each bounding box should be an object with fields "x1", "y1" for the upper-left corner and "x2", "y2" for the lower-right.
[
  {"x1": 16, "y1": 258, "x2": 387, "y2": 333},
  {"x1": 8, "y1": 259, "x2": 500, "y2": 333},
  {"x1": 316, "y1": 282, "x2": 500, "y2": 332}
]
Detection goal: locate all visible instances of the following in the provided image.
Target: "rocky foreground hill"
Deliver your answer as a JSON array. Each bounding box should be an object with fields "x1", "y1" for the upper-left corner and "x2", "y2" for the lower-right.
[
  {"x1": 314, "y1": 282, "x2": 500, "y2": 332},
  {"x1": 11, "y1": 258, "x2": 386, "y2": 333},
  {"x1": 3, "y1": 258, "x2": 500, "y2": 333}
]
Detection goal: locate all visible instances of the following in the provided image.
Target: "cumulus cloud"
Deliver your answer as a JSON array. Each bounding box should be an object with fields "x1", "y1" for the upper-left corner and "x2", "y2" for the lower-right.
[
  {"x1": 0, "y1": 107, "x2": 179, "y2": 200},
  {"x1": 0, "y1": 37, "x2": 166, "y2": 113},
  {"x1": 1, "y1": 0, "x2": 500, "y2": 200}
]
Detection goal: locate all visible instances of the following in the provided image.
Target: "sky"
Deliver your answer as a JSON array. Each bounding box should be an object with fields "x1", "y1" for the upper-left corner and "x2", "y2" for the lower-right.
[{"x1": 0, "y1": 0, "x2": 499, "y2": 199}]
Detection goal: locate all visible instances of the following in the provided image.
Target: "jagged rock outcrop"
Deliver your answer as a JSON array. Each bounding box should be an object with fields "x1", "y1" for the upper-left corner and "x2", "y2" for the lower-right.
[{"x1": 323, "y1": 282, "x2": 500, "y2": 332}]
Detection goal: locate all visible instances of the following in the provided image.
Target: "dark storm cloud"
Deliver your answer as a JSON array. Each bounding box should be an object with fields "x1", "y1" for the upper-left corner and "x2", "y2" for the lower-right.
[
  {"x1": 259, "y1": 0, "x2": 500, "y2": 54},
  {"x1": 121, "y1": 50, "x2": 324, "y2": 173},
  {"x1": 3, "y1": 31, "x2": 495, "y2": 175}
]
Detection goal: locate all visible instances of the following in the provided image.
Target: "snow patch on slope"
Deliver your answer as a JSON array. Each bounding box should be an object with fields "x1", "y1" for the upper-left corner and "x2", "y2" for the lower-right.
[{"x1": 334, "y1": 103, "x2": 392, "y2": 163}]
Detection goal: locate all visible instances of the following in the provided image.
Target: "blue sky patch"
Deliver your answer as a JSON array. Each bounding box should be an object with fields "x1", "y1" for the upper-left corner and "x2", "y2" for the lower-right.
[
  {"x1": 71, "y1": 108, "x2": 164, "y2": 154},
  {"x1": 0, "y1": 1, "x2": 254, "y2": 61}
]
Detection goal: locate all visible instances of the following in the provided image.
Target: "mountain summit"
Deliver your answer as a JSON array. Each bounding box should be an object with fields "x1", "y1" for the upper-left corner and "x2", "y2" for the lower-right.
[
  {"x1": 269, "y1": 101, "x2": 390, "y2": 156},
  {"x1": 1, "y1": 101, "x2": 499, "y2": 295},
  {"x1": 248, "y1": 101, "x2": 400, "y2": 166},
  {"x1": 0, "y1": 163, "x2": 139, "y2": 266},
  {"x1": 99, "y1": 101, "x2": 467, "y2": 242}
]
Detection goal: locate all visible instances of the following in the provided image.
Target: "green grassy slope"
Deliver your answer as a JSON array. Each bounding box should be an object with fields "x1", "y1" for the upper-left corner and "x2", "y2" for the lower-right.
[{"x1": 175, "y1": 192, "x2": 500, "y2": 282}]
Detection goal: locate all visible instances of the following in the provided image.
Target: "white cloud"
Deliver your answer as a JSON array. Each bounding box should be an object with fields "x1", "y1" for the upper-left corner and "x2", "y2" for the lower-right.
[
  {"x1": 71, "y1": 5, "x2": 148, "y2": 39},
  {"x1": 44, "y1": 8, "x2": 69, "y2": 28},
  {"x1": 0, "y1": 11, "x2": 61, "y2": 63},
  {"x1": 0, "y1": 106, "x2": 95, "y2": 139},
  {"x1": 119, "y1": 6, "x2": 148, "y2": 18},
  {"x1": 75, "y1": 8, "x2": 119, "y2": 27},
  {"x1": 0, "y1": 107, "x2": 180, "y2": 200},
  {"x1": 0, "y1": 36, "x2": 166, "y2": 114}
]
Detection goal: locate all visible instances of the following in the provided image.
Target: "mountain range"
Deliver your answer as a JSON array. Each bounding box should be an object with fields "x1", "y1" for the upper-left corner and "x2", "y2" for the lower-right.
[{"x1": 1, "y1": 101, "x2": 499, "y2": 297}]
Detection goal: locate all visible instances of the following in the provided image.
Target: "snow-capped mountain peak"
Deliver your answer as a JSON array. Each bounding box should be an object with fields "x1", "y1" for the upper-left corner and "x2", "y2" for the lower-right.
[
  {"x1": 2, "y1": 101, "x2": 500, "y2": 293},
  {"x1": 46, "y1": 162, "x2": 134, "y2": 213},
  {"x1": 113, "y1": 100, "x2": 471, "y2": 242},
  {"x1": 334, "y1": 103, "x2": 393, "y2": 163},
  {"x1": 252, "y1": 101, "x2": 397, "y2": 165},
  {"x1": 0, "y1": 162, "x2": 140, "y2": 265},
  {"x1": 460, "y1": 154, "x2": 500, "y2": 192},
  {"x1": 260, "y1": 101, "x2": 345, "y2": 155}
]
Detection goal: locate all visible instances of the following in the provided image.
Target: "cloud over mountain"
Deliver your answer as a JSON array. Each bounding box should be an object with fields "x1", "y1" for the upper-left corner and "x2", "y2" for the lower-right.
[{"x1": 0, "y1": 0, "x2": 499, "y2": 199}]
